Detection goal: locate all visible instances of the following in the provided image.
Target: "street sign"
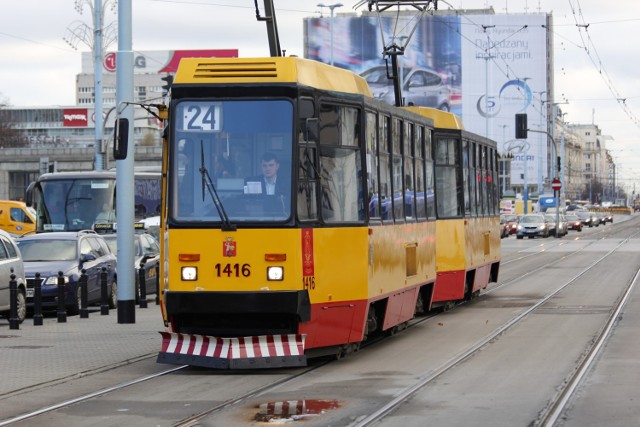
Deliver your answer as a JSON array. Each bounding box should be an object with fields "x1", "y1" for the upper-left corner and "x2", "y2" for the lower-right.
[{"x1": 551, "y1": 179, "x2": 562, "y2": 191}]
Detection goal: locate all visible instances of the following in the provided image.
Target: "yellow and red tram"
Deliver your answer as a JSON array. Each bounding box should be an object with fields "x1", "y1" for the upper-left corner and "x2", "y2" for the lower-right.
[{"x1": 156, "y1": 57, "x2": 500, "y2": 369}]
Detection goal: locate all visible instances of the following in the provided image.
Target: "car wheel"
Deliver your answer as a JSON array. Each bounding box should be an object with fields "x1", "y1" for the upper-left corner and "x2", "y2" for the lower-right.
[
  {"x1": 16, "y1": 289, "x2": 27, "y2": 323},
  {"x1": 438, "y1": 103, "x2": 450, "y2": 112},
  {"x1": 109, "y1": 279, "x2": 118, "y2": 309},
  {"x1": 517, "y1": 236, "x2": 523, "y2": 239}
]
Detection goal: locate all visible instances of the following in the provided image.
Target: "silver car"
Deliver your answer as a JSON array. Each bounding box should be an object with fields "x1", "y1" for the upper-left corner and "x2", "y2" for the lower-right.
[
  {"x1": 0, "y1": 229, "x2": 27, "y2": 323},
  {"x1": 361, "y1": 65, "x2": 452, "y2": 111},
  {"x1": 516, "y1": 214, "x2": 550, "y2": 239}
]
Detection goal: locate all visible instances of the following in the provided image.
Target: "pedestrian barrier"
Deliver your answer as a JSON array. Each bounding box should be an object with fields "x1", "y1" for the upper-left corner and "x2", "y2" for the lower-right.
[{"x1": 4, "y1": 267, "x2": 159, "y2": 327}]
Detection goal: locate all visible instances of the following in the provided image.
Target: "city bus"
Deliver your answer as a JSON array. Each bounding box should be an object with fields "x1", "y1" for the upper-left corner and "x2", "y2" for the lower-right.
[{"x1": 26, "y1": 169, "x2": 160, "y2": 232}]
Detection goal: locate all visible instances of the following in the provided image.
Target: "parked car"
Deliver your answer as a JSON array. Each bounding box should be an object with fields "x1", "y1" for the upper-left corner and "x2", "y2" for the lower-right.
[
  {"x1": 501, "y1": 214, "x2": 519, "y2": 235},
  {"x1": 516, "y1": 214, "x2": 550, "y2": 239},
  {"x1": 564, "y1": 214, "x2": 583, "y2": 232},
  {"x1": 101, "y1": 232, "x2": 159, "y2": 301},
  {"x1": 0, "y1": 229, "x2": 27, "y2": 323},
  {"x1": 16, "y1": 230, "x2": 117, "y2": 315},
  {"x1": 360, "y1": 65, "x2": 452, "y2": 111}
]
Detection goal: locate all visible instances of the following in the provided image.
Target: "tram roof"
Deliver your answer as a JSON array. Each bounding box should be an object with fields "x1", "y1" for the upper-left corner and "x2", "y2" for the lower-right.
[
  {"x1": 404, "y1": 106, "x2": 464, "y2": 130},
  {"x1": 174, "y1": 57, "x2": 373, "y2": 98}
]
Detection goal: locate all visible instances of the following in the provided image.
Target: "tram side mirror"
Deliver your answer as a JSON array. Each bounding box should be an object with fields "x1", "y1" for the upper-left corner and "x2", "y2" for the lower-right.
[
  {"x1": 304, "y1": 118, "x2": 319, "y2": 142},
  {"x1": 113, "y1": 118, "x2": 130, "y2": 160}
]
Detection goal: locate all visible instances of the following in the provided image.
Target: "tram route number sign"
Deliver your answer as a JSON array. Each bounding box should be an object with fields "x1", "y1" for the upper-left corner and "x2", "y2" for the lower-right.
[{"x1": 551, "y1": 179, "x2": 562, "y2": 191}]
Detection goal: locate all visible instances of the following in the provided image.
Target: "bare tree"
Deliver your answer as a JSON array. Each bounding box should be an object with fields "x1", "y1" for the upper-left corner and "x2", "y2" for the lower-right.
[{"x1": 0, "y1": 97, "x2": 24, "y2": 148}]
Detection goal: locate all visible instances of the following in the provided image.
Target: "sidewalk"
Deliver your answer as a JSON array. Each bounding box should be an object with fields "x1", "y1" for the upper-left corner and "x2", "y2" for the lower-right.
[{"x1": 0, "y1": 302, "x2": 163, "y2": 396}]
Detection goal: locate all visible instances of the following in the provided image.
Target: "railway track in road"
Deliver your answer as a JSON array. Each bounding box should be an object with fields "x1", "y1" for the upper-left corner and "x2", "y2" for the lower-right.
[
  {"x1": 4, "y1": 218, "x2": 638, "y2": 426},
  {"x1": 351, "y1": 220, "x2": 640, "y2": 427},
  {"x1": 0, "y1": 365, "x2": 186, "y2": 426}
]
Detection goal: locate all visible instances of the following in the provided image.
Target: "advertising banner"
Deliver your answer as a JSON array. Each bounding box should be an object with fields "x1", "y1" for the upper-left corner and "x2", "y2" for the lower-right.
[
  {"x1": 304, "y1": 11, "x2": 551, "y2": 187},
  {"x1": 82, "y1": 49, "x2": 238, "y2": 74}
]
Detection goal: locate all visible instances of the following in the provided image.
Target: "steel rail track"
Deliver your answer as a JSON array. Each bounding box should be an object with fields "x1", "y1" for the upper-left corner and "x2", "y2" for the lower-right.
[{"x1": 352, "y1": 228, "x2": 640, "y2": 427}]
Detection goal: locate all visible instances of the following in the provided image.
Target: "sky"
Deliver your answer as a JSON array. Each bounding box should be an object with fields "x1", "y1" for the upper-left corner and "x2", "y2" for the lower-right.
[{"x1": 1, "y1": 0, "x2": 639, "y2": 193}]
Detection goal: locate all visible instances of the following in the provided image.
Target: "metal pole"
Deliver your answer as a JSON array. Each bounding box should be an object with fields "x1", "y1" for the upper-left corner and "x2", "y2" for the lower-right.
[
  {"x1": 116, "y1": 0, "x2": 136, "y2": 323},
  {"x1": 9, "y1": 271, "x2": 19, "y2": 330},
  {"x1": 94, "y1": 0, "x2": 104, "y2": 170},
  {"x1": 330, "y1": 8, "x2": 335, "y2": 65},
  {"x1": 318, "y1": 3, "x2": 343, "y2": 66},
  {"x1": 33, "y1": 272, "x2": 43, "y2": 326}
]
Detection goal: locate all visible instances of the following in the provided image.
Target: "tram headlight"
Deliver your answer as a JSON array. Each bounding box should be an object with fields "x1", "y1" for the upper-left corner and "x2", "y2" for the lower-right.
[
  {"x1": 181, "y1": 266, "x2": 198, "y2": 281},
  {"x1": 267, "y1": 266, "x2": 284, "y2": 281}
]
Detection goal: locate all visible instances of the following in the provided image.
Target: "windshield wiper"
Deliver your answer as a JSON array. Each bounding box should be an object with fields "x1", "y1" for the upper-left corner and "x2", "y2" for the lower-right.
[{"x1": 199, "y1": 141, "x2": 236, "y2": 231}]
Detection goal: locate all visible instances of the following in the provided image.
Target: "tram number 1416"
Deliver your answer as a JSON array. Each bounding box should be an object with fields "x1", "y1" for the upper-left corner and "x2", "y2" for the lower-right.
[
  {"x1": 303, "y1": 276, "x2": 315, "y2": 290},
  {"x1": 215, "y1": 263, "x2": 250, "y2": 277}
]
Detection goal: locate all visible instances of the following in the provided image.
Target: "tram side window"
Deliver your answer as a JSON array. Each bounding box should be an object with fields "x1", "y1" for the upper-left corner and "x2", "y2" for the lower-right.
[
  {"x1": 490, "y1": 148, "x2": 499, "y2": 215},
  {"x1": 391, "y1": 119, "x2": 405, "y2": 221},
  {"x1": 462, "y1": 139, "x2": 471, "y2": 217},
  {"x1": 473, "y1": 142, "x2": 482, "y2": 215},
  {"x1": 425, "y1": 130, "x2": 436, "y2": 219},
  {"x1": 404, "y1": 122, "x2": 415, "y2": 221},
  {"x1": 298, "y1": 146, "x2": 319, "y2": 221},
  {"x1": 365, "y1": 111, "x2": 381, "y2": 219},
  {"x1": 414, "y1": 125, "x2": 427, "y2": 220},
  {"x1": 379, "y1": 116, "x2": 392, "y2": 221},
  {"x1": 481, "y1": 145, "x2": 489, "y2": 215},
  {"x1": 318, "y1": 104, "x2": 363, "y2": 223},
  {"x1": 435, "y1": 137, "x2": 462, "y2": 218},
  {"x1": 391, "y1": 118, "x2": 404, "y2": 220}
]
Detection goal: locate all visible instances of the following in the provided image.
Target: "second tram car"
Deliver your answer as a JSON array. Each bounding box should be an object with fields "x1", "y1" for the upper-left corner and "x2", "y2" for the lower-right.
[{"x1": 154, "y1": 57, "x2": 500, "y2": 369}]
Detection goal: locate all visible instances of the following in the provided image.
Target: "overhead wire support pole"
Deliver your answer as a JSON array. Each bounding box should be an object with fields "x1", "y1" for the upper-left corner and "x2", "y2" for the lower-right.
[
  {"x1": 254, "y1": 0, "x2": 282, "y2": 57},
  {"x1": 355, "y1": 0, "x2": 438, "y2": 107}
]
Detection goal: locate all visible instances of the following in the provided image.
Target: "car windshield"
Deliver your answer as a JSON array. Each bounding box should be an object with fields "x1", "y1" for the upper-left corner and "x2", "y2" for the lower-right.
[
  {"x1": 520, "y1": 215, "x2": 545, "y2": 223},
  {"x1": 17, "y1": 239, "x2": 77, "y2": 262}
]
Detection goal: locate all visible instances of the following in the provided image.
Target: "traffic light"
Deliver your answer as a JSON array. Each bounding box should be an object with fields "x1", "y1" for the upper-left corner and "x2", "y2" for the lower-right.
[
  {"x1": 515, "y1": 113, "x2": 528, "y2": 139},
  {"x1": 161, "y1": 74, "x2": 174, "y2": 96}
]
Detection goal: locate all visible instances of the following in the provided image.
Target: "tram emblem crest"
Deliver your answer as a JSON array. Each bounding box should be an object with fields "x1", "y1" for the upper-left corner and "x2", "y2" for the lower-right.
[{"x1": 223, "y1": 237, "x2": 236, "y2": 257}]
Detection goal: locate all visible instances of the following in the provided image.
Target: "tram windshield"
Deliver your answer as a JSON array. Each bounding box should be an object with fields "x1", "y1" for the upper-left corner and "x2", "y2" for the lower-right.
[{"x1": 171, "y1": 99, "x2": 294, "y2": 223}]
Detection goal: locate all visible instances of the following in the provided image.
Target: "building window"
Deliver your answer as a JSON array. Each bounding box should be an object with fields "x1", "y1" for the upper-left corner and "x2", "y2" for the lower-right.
[{"x1": 9, "y1": 171, "x2": 39, "y2": 201}]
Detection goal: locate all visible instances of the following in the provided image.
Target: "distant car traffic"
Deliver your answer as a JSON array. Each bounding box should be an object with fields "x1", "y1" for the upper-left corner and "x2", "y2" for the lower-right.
[
  {"x1": 575, "y1": 211, "x2": 595, "y2": 228},
  {"x1": 516, "y1": 214, "x2": 550, "y2": 239},
  {"x1": 564, "y1": 214, "x2": 583, "y2": 232},
  {"x1": 500, "y1": 214, "x2": 519, "y2": 235},
  {"x1": 16, "y1": 231, "x2": 117, "y2": 314},
  {"x1": 102, "y1": 232, "x2": 159, "y2": 302},
  {"x1": 0, "y1": 229, "x2": 27, "y2": 323},
  {"x1": 360, "y1": 65, "x2": 452, "y2": 111},
  {"x1": 500, "y1": 216, "x2": 510, "y2": 238}
]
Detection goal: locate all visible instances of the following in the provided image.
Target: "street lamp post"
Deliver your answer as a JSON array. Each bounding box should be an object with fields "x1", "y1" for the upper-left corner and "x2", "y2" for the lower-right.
[
  {"x1": 63, "y1": 0, "x2": 117, "y2": 171},
  {"x1": 318, "y1": 3, "x2": 343, "y2": 66}
]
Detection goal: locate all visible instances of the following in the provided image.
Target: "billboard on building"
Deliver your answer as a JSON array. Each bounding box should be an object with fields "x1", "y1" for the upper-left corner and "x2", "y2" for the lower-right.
[
  {"x1": 82, "y1": 49, "x2": 239, "y2": 74},
  {"x1": 62, "y1": 108, "x2": 89, "y2": 127},
  {"x1": 304, "y1": 11, "x2": 551, "y2": 187}
]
